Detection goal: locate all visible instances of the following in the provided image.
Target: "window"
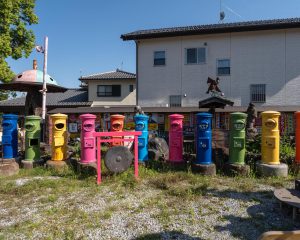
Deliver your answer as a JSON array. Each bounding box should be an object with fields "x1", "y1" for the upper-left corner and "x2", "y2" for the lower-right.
[
  {"x1": 169, "y1": 95, "x2": 182, "y2": 107},
  {"x1": 154, "y1": 51, "x2": 165, "y2": 66},
  {"x1": 129, "y1": 84, "x2": 134, "y2": 92},
  {"x1": 217, "y1": 59, "x2": 230, "y2": 75},
  {"x1": 250, "y1": 84, "x2": 266, "y2": 102},
  {"x1": 185, "y1": 48, "x2": 206, "y2": 64},
  {"x1": 97, "y1": 85, "x2": 121, "y2": 97}
]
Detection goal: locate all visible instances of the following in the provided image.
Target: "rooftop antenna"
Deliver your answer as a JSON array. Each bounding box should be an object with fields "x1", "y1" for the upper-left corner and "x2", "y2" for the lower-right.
[
  {"x1": 219, "y1": 0, "x2": 225, "y2": 23},
  {"x1": 120, "y1": 61, "x2": 123, "y2": 70}
]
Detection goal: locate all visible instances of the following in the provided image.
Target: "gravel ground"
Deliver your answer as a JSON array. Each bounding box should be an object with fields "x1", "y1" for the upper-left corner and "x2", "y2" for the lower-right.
[{"x1": 0, "y1": 175, "x2": 299, "y2": 240}]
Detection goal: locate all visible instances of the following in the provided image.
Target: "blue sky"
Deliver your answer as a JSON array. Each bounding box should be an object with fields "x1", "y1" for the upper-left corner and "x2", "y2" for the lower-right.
[{"x1": 6, "y1": 0, "x2": 300, "y2": 88}]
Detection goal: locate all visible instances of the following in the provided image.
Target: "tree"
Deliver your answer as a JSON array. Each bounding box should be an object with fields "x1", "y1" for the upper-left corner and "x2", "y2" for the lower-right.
[{"x1": 0, "y1": 0, "x2": 38, "y2": 83}]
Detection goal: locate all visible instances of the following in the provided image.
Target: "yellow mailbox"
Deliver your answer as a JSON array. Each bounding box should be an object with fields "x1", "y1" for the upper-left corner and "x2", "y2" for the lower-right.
[
  {"x1": 261, "y1": 111, "x2": 280, "y2": 165},
  {"x1": 51, "y1": 113, "x2": 68, "y2": 161}
]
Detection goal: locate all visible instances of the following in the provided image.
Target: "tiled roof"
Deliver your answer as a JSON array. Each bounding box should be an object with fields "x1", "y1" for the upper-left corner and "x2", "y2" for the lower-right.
[
  {"x1": 121, "y1": 17, "x2": 300, "y2": 40},
  {"x1": 79, "y1": 69, "x2": 136, "y2": 81},
  {"x1": 0, "y1": 89, "x2": 91, "y2": 107}
]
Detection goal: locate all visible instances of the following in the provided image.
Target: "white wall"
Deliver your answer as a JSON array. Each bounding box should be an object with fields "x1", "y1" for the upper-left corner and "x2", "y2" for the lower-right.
[
  {"x1": 137, "y1": 28, "x2": 300, "y2": 107},
  {"x1": 88, "y1": 79, "x2": 136, "y2": 106}
]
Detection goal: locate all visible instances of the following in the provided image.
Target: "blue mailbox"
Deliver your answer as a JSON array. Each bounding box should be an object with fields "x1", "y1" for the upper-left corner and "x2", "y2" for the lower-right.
[
  {"x1": 2, "y1": 114, "x2": 18, "y2": 159},
  {"x1": 196, "y1": 113, "x2": 212, "y2": 165},
  {"x1": 134, "y1": 114, "x2": 149, "y2": 162}
]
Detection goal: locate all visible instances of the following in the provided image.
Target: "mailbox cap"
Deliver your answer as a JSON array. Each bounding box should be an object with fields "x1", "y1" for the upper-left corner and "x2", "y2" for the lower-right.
[
  {"x1": 295, "y1": 111, "x2": 300, "y2": 117},
  {"x1": 230, "y1": 112, "x2": 247, "y2": 119},
  {"x1": 110, "y1": 114, "x2": 125, "y2": 120},
  {"x1": 169, "y1": 114, "x2": 184, "y2": 120},
  {"x1": 50, "y1": 113, "x2": 68, "y2": 119},
  {"x1": 79, "y1": 114, "x2": 96, "y2": 120},
  {"x1": 261, "y1": 111, "x2": 280, "y2": 117},
  {"x1": 2, "y1": 114, "x2": 18, "y2": 120},
  {"x1": 196, "y1": 112, "x2": 212, "y2": 118},
  {"x1": 25, "y1": 115, "x2": 41, "y2": 120},
  {"x1": 134, "y1": 114, "x2": 149, "y2": 121}
]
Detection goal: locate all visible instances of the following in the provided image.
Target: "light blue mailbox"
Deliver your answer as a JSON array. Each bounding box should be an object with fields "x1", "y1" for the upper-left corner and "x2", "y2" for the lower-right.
[
  {"x1": 195, "y1": 113, "x2": 212, "y2": 165},
  {"x1": 2, "y1": 114, "x2": 18, "y2": 159},
  {"x1": 134, "y1": 114, "x2": 149, "y2": 162}
]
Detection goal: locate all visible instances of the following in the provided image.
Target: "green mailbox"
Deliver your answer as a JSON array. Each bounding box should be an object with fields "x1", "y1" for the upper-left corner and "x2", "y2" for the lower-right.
[
  {"x1": 25, "y1": 115, "x2": 41, "y2": 161},
  {"x1": 229, "y1": 112, "x2": 247, "y2": 164}
]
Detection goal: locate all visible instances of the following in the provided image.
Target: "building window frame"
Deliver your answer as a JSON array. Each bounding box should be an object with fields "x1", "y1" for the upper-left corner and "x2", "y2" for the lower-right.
[
  {"x1": 97, "y1": 85, "x2": 121, "y2": 97},
  {"x1": 250, "y1": 84, "x2": 266, "y2": 103},
  {"x1": 129, "y1": 84, "x2": 134, "y2": 92},
  {"x1": 169, "y1": 95, "x2": 182, "y2": 107},
  {"x1": 185, "y1": 47, "x2": 206, "y2": 65},
  {"x1": 217, "y1": 59, "x2": 231, "y2": 76},
  {"x1": 153, "y1": 50, "x2": 166, "y2": 66}
]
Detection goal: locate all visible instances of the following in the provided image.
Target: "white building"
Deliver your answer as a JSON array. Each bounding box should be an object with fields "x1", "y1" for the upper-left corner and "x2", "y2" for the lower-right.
[
  {"x1": 121, "y1": 18, "x2": 300, "y2": 110},
  {"x1": 79, "y1": 69, "x2": 136, "y2": 107}
]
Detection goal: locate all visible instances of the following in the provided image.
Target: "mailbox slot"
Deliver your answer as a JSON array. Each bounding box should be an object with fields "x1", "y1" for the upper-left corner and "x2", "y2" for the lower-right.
[
  {"x1": 83, "y1": 123, "x2": 93, "y2": 132},
  {"x1": 54, "y1": 137, "x2": 64, "y2": 146},
  {"x1": 264, "y1": 119, "x2": 277, "y2": 129},
  {"x1": 112, "y1": 122, "x2": 121, "y2": 131},
  {"x1": 2, "y1": 135, "x2": 12, "y2": 144},
  {"x1": 265, "y1": 137, "x2": 276, "y2": 148},
  {"x1": 233, "y1": 137, "x2": 244, "y2": 148},
  {"x1": 25, "y1": 123, "x2": 35, "y2": 131},
  {"x1": 198, "y1": 138, "x2": 209, "y2": 149},
  {"x1": 29, "y1": 138, "x2": 39, "y2": 146},
  {"x1": 84, "y1": 138, "x2": 94, "y2": 148},
  {"x1": 55, "y1": 123, "x2": 65, "y2": 130},
  {"x1": 198, "y1": 121, "x2": 209, "y2": 131},
  {"x1": 136, "y1": 122, "x2": 145, "y2": 131},
  {"x1": 233, "y1": 120, "x2": 245, "y2": 131},
  {"x1": 2, "y1": 122, "x2": 12, "y2": 129}
]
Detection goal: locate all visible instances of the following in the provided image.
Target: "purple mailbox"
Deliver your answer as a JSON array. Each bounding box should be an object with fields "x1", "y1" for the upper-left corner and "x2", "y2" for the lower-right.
[
  {"x1": 79, "y1": 114, "x2": 96, "y2": 164},
  {"x1": 169, "y1": 114, "x2": 184, "y2": 164}
]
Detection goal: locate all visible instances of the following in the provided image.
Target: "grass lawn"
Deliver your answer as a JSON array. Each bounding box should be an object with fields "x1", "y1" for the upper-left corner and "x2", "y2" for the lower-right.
[{"x1": 0, "y1": 165, "x2": 299, "y2": 240}]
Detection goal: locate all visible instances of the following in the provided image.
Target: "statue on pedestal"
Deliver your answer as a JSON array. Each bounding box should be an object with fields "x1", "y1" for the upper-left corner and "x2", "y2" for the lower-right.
[{"x1": 246, "y1": 102, "x2": 258, "y2": 138}]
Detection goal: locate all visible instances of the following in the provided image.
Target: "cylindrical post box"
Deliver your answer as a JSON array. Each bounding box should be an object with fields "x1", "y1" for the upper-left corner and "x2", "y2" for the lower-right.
[
  {"x1": 168, "y1": 114, "x2": 184, "y2": 163},
  {"x1": 2, "y1": 114, "x2": 18, "y2": 159},
  {"x1": 79, "y1": 114, "x2": 96, "y2": 164},
  {"x1": 195, "y1": 113, "x2": 212, "y2": 165},
  {"x1": 261, "y1": 111, "x2": 280, "y2": 165},
  {"x1": 134, "y1": 114, "x2": 149, "y2": 162},
  {"x1": 229, "y1": 112, "x2": 247, "y2": 164},
  {"x1": 110, "y1": 114, "x2": 125, "y2": 146},
  {"x1": 24, "y1": 115, "x2": 41, "y2": 161},
  {"x1": 51, "y1": 113, "x2": 68, "y2": 161},
  {"x1": 296, "y1": 112, "x2": 300, "y2": 164}
]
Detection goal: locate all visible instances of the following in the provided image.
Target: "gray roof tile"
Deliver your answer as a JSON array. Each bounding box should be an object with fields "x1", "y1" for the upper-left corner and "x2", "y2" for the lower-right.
[
  {"x1": 79, "y1": 69, "x2": 136, "y2": 81},
  {"x1": 121, "y1": 17, "x2": 300, "y2": 40},
  {"x1": 0, "y1": 89, "x2": 90, "y2": 107}
]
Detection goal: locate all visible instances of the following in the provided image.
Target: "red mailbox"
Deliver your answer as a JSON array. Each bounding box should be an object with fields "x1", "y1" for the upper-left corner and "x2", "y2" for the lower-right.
[
  {"x1": 110, "y1": 114, "x2": 125, "y2": 146},
  {"x1": 169, "y1": 114, "x2": 184, "y2": 164}
]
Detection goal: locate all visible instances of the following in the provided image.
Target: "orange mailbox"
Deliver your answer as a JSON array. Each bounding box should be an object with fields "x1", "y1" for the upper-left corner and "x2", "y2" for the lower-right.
[
  {"x1": 295, "y1": 112, "x2": 300, "y2": 164},
  {"x1": 110, "y1": 114, "x2": 125, "y2": 146}
]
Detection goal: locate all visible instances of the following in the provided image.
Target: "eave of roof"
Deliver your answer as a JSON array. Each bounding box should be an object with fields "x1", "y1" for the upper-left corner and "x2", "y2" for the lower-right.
[
  {"x1": 121, "y1": 17, "x2": 300, "y2": 41},
  {"x1": 79, "y1": 69, "x2": 136, "y2": 81}
]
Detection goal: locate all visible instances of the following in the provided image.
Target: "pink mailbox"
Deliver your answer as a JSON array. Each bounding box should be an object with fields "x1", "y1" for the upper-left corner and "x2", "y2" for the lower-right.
[
  {"x1": 79, "y1": 114, "x2": 96, "y2": 164},
  {"x1": 169, "y1": 114, "x2": 184, "y2": 163}
]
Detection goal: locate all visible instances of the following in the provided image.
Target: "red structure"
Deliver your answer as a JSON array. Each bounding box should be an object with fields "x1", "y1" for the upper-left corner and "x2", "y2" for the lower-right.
[
  {"x1": 93, "y1": 131, "x2": 142, "y2": 184},
  {"x1": 169, "y1": 114, "x2": 184, "y2": 164}
]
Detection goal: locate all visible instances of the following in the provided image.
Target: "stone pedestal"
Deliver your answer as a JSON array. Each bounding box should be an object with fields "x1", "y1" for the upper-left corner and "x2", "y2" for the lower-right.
[
  {"x1": 256, "y1": 162, "x2": 288, "y2": 177},
  {"x1": 77, "y1": 161, "x2": 97, "y2": 175},
  {"x1": 192, "y1": 163, "x2": 216, "y2": 176},
  {"x1": 0, "y1": 159, "x2": 19, "y2": 177},
  {"x1": 21, "y1": 159, "x2": 45, "y2": 169},
  {"x1": 224, "y1": 163, "x2": 250, "y2": 177},
  {"x1": 46, "y1": 160, "x2": 68, "y2": 172}
]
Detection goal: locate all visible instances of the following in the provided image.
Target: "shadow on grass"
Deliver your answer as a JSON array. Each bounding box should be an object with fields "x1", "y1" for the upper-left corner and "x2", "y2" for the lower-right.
[{"x1": 133, "y1": 231, "x2": 203, "y2": 240}]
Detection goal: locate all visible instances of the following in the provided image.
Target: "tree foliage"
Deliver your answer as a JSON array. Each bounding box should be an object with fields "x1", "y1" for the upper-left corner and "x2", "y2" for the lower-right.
[{"x1": 0, "y1": 0, "x2": 38, "y2": 83}]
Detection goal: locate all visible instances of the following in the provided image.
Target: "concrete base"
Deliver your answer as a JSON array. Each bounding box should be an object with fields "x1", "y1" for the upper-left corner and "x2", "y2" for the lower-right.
[
  {"x1": 46, "y1": 160, "x2": 68, "y2": 172},
  {"x1": 77, "y1": 161, "x2": 97, "y2": 175},
  {"x1": 0, "y1": 159, "x2": 19, "y2": 177},
  {"x1": 192, "y1": 163, "x2": 216, "y2": 176},
  {"x1": 21, "y1": 159, "x2": 44, "y2": 169},
  {"x1": 256, "y1": 162, "x2": 288, "y2": 177},
  {"x1": 223, "y1": 163, "x2": 250, "y2": 177}
]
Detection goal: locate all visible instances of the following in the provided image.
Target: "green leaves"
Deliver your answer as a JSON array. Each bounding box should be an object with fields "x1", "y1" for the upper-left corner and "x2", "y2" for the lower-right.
[{"x1": 0, "y1": 0, "x2": 38, "y2": 84}]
